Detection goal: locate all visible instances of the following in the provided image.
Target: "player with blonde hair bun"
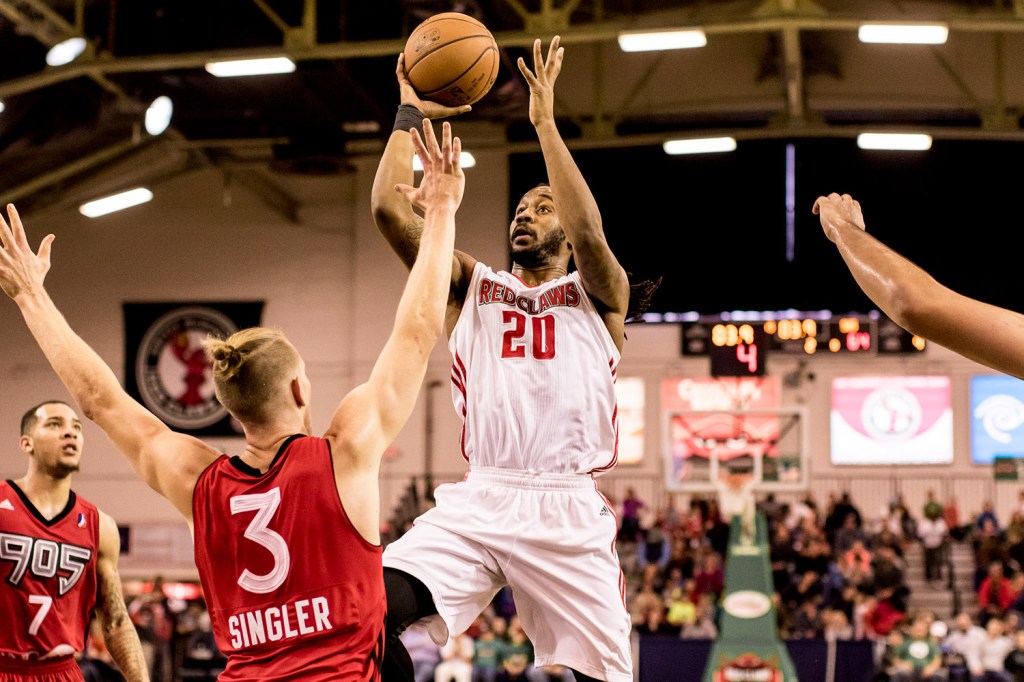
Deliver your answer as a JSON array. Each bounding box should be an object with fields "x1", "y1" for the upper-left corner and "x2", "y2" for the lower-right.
[{"x1": 0, "y1": 117, "x2": 463, "y2": 681}]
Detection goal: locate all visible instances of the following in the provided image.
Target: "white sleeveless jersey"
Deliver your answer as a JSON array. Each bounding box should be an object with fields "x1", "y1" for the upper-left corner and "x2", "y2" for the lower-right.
[{"x1": 448, "y1": 263, "x2": 621, "y2": 475}]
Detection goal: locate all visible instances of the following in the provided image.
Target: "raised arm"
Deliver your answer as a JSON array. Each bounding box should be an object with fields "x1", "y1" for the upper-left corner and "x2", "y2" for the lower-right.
[
  {"x1": 95, "y1": 511, "x2": 149, "y2": 682},
  {"x1": 371, "y1": 54, "x2": 475, "y2": 290},
  {"x1": 814, "y1": 193, "x2": 1024, "y2": 379},
  {"x1": 0, "y1": 205, "x2": 218, "y2": 519},
  {"x1": 518, "y1": 37, "x2": 630, "y2": 327},
  {"x1": 326, "y1": 120, "x2": 462, "y2": 535}
]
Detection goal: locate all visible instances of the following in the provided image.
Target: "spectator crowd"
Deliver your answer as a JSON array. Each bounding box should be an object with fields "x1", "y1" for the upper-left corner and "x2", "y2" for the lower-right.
[
  {"x1": 616, "y1": 485, "x2": 1024, "y2": 682},
  {"x1": 76, "y1": 487, "x2": 1024, "y2": 682}
]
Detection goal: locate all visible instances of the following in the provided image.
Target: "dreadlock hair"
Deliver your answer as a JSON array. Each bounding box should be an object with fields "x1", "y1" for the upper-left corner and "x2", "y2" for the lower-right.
[
  {"x1": 626, "y1": 274, "x2": 663, "y2": 323},
  {"x1": 515, "y1": 183, "x2": 662, "y2": 322}
]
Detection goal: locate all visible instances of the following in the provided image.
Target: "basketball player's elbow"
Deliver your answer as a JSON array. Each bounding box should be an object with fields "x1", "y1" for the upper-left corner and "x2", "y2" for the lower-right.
[
  {"x1": 76, "y1": 380, "x2": 111, "y2": 422},
  {"x1": 397, "y1": 310, "x2": 444, "y2": 355},
  {"x1": 886, "y1": 282, "x2": 943, "y2": 338},
  {"x1": 371, "y1": 202, "x2": 393, "y2": 231},
  {"x1": 372, "y1": 200, "x2": 407, "y2": 239},
  {"x1": 413, "y1": 308, "x2": 446, "y2": 345},
  {"x1": 101, "y1": 607, "x2": 133, "y2": 635}
]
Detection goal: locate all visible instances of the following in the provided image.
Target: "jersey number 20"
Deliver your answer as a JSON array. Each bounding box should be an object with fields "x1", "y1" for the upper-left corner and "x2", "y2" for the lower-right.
[
  {"x1": 501, "y1": 311, "x2": 555, "y2": 360},
  {"x1": 230, "y1": 488, "x2": 290, "y2": 594}
]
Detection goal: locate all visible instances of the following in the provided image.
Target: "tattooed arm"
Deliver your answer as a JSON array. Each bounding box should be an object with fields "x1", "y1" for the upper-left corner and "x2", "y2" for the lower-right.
[
  {"x1": 95, "y1": 512, "x2": 149, "y2": 682},
  {"x1": 371, "y1": 55, "x2": 476, "y2": 331}
]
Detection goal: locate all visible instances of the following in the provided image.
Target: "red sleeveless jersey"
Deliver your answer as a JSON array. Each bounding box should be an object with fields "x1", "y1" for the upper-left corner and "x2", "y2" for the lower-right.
[
  {"x1": 192, "y1": 435, "x2": 386, "y2": 681},
  {"x1": 0, "y1": 480, "x2": 99, "y2": 661}
]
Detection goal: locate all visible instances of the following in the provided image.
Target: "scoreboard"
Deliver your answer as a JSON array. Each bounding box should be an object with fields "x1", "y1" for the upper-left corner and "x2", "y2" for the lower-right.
[
  {"x1": 682, "y1": 314, "x2": 926, "y2": 377},
  {"x1": 703, "y1": 322, "x2": 768, "y2": 376}
]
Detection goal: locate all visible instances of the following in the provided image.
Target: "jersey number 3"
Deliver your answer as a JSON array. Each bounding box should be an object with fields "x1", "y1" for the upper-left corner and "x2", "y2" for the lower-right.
[
  {"x1": 501, "y1": 311, "x2": 556, "y2": 360},
  {"x1": 230, "y1": 488, "x2": 290, "y2": 594}
]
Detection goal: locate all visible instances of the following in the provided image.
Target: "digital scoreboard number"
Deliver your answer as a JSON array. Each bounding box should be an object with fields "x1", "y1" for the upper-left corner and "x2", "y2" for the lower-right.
[
  {"x1": 827, "y1": 319, "x2": 873, "y2": 352},
  {"x1": 708, "y1": 323, "x2": 767, "y2": 377}
]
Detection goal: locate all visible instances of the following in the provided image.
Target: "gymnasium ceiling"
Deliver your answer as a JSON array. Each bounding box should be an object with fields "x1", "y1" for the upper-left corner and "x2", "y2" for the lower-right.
[{"x1": 1, "y1": 0, "x2": 1022, "y2": 217}]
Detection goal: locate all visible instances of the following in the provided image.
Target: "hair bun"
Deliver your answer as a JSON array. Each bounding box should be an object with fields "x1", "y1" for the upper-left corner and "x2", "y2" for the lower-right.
[{"x1": 207, "y1": 340, "x2": 244, "y2": 380}]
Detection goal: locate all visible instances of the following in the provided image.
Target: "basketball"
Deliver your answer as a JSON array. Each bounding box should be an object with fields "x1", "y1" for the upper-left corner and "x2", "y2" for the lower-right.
[{"x1": 403, "y1": 12, "x2": 499, "y2": 107}]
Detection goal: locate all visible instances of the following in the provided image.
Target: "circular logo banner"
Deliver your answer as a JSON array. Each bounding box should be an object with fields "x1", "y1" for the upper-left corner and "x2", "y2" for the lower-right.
[{"x1": 135, "y1": 306, "x2": 238, "y2": 430}]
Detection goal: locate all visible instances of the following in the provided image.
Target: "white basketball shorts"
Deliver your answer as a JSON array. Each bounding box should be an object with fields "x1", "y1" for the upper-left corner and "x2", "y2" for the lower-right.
[{"x1": 382, "y1": 467, "x2": 632, "y2": 682}]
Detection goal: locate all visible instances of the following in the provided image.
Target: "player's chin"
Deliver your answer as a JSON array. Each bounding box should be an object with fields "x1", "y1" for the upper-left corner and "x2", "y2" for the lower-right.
[
  {"x1": 509, "y1": 247, "x2": 541, "y2": 268},
  {"x1": 58, "y1": 450, "x2": 82, "y2": 466},
  {"x1": 49, "y1": 461, "x2": 80, "y2": 478}
]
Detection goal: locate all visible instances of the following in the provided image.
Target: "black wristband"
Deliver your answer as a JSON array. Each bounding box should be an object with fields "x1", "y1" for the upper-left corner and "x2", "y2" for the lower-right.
[{"x1": 393, "y1": 104, "x2": 426, "y2": 133}]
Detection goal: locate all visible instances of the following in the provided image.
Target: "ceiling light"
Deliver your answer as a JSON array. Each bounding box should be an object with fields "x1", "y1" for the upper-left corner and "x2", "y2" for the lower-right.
[
  {"x1": 79, "y1": 188, "x2": 154, "y2": 218},
  {"x1": 0, "y1": 100, "x2": 5, "y2": 114},
  {"x1": 204, "y1": 57, "x2": 296, "y2": 77},
  {"x1": 858, "y1": 23, "x2": 948, "y2": 44},
  {"x1": 412, "y1": 151, "x2": 476, "y2": 171},
  {"x1": 46, "y1": 37, "x2": 88, "y2": 66},
  {"x1": 617, "y1": 29, "x2": 706, "y2": 52},
  {"x1": 144, "y1": 96, "x2": 174, "y2": 136},
  {"x1": 663, "y1": 137, "x2": 736, "y2": 155},
  {"x1": 857, "y1": 133, "x2": 932, "y2": 150},
  {"x1": 342, "y1": 120, "x2": 381, "y2": 134}
]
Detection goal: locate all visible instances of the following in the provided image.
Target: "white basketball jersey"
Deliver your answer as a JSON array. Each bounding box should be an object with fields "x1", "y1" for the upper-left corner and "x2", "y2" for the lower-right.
[{"x1": 448, "y1": 263, "x2": 621, "y2": 474}]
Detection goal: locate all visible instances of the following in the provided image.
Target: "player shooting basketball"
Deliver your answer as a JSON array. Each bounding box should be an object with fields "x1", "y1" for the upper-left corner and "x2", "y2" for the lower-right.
[{"x1": 374, "y1": 36, "x2": 657, "y2": 682}]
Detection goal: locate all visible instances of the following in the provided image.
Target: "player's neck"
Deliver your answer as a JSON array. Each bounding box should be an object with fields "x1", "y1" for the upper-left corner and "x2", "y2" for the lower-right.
[
  {"x1": 14, "y1": 473, "x2": 73, "y2": 520},
  {"x1": 510, "y1": 262, "x2": 567, "y2": 286},
  {"x1": 240, "y1": 426, "x2": 307, "y2": 473}
]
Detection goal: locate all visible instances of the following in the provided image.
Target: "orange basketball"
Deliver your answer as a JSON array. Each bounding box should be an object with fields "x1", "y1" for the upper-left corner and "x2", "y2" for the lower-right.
[{"x1": 403, "y1": 12, "x2": 499, "y2": 107}]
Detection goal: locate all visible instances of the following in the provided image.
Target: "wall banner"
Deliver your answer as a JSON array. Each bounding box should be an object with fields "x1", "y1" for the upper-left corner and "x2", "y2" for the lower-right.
[{"x1": 124, "y1": 302, "x2": 264, "y2": 436}]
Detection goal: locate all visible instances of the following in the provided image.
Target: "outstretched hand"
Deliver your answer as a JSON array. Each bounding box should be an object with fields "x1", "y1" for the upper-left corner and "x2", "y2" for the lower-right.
[
  {"x1": 0, "y1": 203, "x2": 53, "y2": 300},
  {"x1": 517, "y1": 35, "x2": 564, "y2": 127},
  {"x1": 395, "y1": 119, "x2": 465, "y2": 214},
  {"x1": 396, "y1": 53, "x2": 473, "y2": 120},
  {"x1": 813, "y1": 193, "x2": 866, "y2": 243}
]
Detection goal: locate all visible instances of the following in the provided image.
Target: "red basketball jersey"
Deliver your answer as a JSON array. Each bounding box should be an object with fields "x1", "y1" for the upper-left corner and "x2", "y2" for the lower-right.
[
  {"x1": 192, "y1": 435, "x2": 386, "y2": 681},
  {"x1": 0, "y1": 480, "x2": 99, "y2": 661}
]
